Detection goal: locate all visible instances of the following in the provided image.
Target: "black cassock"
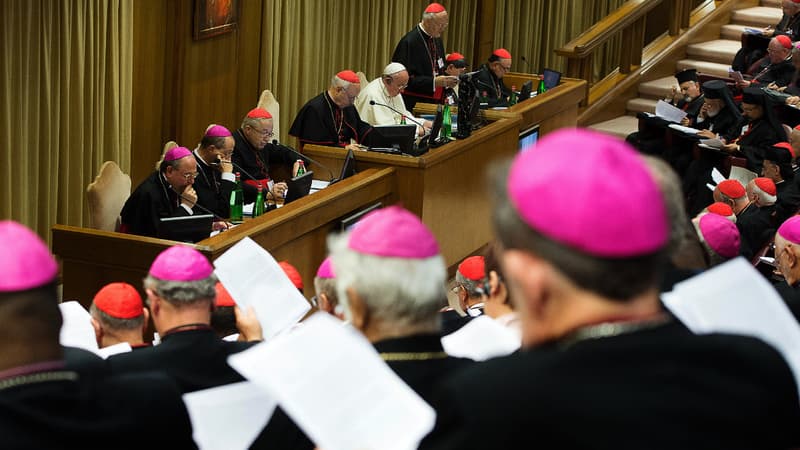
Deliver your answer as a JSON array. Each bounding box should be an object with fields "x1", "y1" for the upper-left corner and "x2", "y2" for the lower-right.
[
  {"x1": 289, "y1": 91, "x2": 373, "y2": 151},
  {"x1": 419, "y1": 320, "x2": 800, "y2": 450},
  {"x1": 392, "y1": 25, "x2": 446, "y2": 111},
  {"x1": 192, "y1": 151, "x2": 234, "y2": 219},
  {"x1": 231, "y1": 129, "x2": 301, "y2": 203},
  {"x1": 120, "y1": 171, "x2": 193, "y2": 238},
  {"x1": 664, "y1": 105, "x2": 742, "y2": 176},
  {"x1": 626, "y1": 95, "x2": 705, "y2": 156},
  {"x1": 736, "y1": 203, "x2": 775, "y2": 260},
  {"x1": 474, "y1": 64, "x2": 511, "y2": 107}
]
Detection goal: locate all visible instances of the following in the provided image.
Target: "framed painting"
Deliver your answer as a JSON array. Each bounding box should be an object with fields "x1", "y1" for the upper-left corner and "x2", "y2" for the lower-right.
[{"x1": 194, "y1": 0, "x2": 239, "y2": 40}]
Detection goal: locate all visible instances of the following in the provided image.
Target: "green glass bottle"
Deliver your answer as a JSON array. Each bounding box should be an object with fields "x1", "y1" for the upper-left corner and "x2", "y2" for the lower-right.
[
  {"x1": 400, "y1": 115, "x2": 407, "y2": 125},
  {"x1": 509, "y1": 85, "x2": 518, "y2": 106},
  {"x1": 479, "y1": 90, "x2": 489, "y2": 107},
  {"x1": 537, "y1": 76, "x2": 547, "y2": 95},
  {"x1": 229, "y1": 172, "x2": 243, "y2": 222},
  {"x1": 442, "y1": 104, "x2": 452, "y2": 140},
  {"x1": 253, "y1": 183, "x2": 265, "y2": 217},
  {"x1": 296, "y1": 160, "x2": 306, "y2": 177}
]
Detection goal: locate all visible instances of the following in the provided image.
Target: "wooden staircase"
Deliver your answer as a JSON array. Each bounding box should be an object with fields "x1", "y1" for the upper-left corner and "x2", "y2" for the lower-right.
[{"x1": 589, "y1": 0, "x2": 782, "y2": 138}]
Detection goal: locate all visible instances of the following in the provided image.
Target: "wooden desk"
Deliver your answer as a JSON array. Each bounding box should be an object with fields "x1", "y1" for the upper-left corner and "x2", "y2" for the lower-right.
[
  {"x1": 304, "y1": 117, "x2": 520, "y2": 269},
  {"x1": 52, "y1": 168, "x2": 398, "y2": 305},
  {"x1": 414, "y1": 74, "x2": 586, "y2": 136}
]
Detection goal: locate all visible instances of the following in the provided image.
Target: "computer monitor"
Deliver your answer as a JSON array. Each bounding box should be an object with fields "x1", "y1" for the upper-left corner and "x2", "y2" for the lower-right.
[
  {"x1": 542, "y1": 68, "x2": 562, "y2": 90},
  {"x1": 456, "y1": 75, "x2": 481, "y2": 138},
  {"x1": 158, "y1": 214, "x2": 214, "y2": 243},
  {"x1": 330, "y1": 149, "x2": 357, "y2": 185},
  {"x1": 339, "y1": 202, "x2": 383, "y2": 231},
  {"x1": 369, "y1": 124, "x2": 416, "y2": 154},
  {"x1": 518, "y1": 124, "x2": 540, "y2": 152},
  {"x1": 517, "y1": 80, "x2": 533, "y2": 104},
  {"x1": 284, "y1": 170, "x2": 315, "y2": 204}
]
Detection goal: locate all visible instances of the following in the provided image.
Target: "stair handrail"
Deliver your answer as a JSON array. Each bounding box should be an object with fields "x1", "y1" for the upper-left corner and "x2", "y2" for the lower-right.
[{"x1": 555, "y1": 0, "x2": 692, "y2": 81}]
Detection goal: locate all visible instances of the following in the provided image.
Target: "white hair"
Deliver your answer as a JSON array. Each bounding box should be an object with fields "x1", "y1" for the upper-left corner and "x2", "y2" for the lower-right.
[
  {"x1": 331, "y1": 75, "x2": 353, "y2": 90},
  {"x1": 749, "y1": 182, "x2": 777, "y2": 206},
  {"x1": 328, "y1": 233, "x2": 446, "y2": 331},
  {"x1": 383, "y1": 62, "x2": 407, "y2": 76}
]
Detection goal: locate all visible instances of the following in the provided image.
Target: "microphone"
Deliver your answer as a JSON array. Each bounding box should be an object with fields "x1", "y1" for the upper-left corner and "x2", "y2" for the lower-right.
[
  {"x1": 228, "y1": 160, "x2": 260, "y2": 183},
  {"x1": 519, "y1": 55, "x2": 530, "y2": 68},
  {"x1": 368, "y1": 100, "x2": 428, "y2": 130},
  {"x1": 458, "y1": 70, "x2": 481, "y2": 82},
  {"x1": 271, "y1": 139, "x2": 336, "y2": 182},
  {"x1": 172, "y1": 187, "x2": 226, "y2": 222}
]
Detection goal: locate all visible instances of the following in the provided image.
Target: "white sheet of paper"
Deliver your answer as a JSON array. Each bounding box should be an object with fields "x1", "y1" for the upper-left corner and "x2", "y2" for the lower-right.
[
  {"x1": 441, "y1": 316, "x2": 520, "y2": 361},
  {"x1": 242, "y1": 202, "x2": 254, "y2": 216},
  {"x1": 59, "y1": 301, "x2": 99, "y2": 352},
  {"x1": 95, "y1": 342, "x2": 132, "y2": 359},
  {"x1": 228, "y1": 313, "x2": 436, "y2": 450},
  {"x1": 730, "y1": 166, "x2": 758, "y2": 187},
  {"x1": 662, "y1": 257, "x2": 800, "y2": 396},
  {"x1": 213, "y1": 237, "x2": 311, "y2": 341},
  {"x1": 183, "y1": 381, "x2": 276, "y2": 450},
  {"x1": 700, "y1": 138, "x2": 725, "y2": 149},
  {"x1": 711, "y1": 167, "x2": 726, "y2": 185},
  {"x1": 667, "y1": 123, "x2": 699, "y2": 135},
  {"x1": 743, "y1": 27, "x2": 763, "y2": 34},
  {"x1": 655, "y1": 100, "x2": 688, "y2": 123}
]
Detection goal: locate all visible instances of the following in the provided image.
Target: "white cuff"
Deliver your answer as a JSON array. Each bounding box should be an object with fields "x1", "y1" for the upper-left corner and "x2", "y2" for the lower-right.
[
  {"x1": 181, "y1": 204, "x2": 194, "y2": 215},
  {"x1": 221, "y1": 172, "x2": 235, "y2": 182}
]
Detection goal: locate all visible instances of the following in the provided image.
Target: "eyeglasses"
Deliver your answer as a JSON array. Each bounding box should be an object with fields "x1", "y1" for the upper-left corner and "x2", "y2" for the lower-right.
[
  {"x1": 182, "y1": 172, "x2": 199, "y2": 180},
  {"x1": 250, "y1": 127, "x2": 274, "y2": 137}
]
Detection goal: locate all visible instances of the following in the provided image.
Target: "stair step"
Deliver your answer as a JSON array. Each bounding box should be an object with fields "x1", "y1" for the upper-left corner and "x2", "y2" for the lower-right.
[
  {"x1": 721, "y1": 24, "x2": 753, "y2": 41},
  {"x1": 638, "y1": 75, "x2": 677, "y2": 99},
  {"x1": 731, "y1": 7, "x2": 783, "y2": 27},
  {"x1": 588, "y1": 116, "x2": 639, "y2": 139},
  {"x1": 677, "y1": 59, "x2": 732, "y2": 78},
  {"x1": 687, "y1": 39, "x2": 741, "y2": 64},
  {"x1": 761, "y1": 0, "x2": 780, "y2": 7},
  {"x1": 627, "y1": 97, "x2": 658, "y2": 114}
]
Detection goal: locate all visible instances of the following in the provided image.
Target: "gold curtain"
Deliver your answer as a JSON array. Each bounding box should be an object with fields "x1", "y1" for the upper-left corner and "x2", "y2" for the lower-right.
[
  {"x1": 0, "y1": 0, "x2": 132, "y2": 243},
  {"x1": 492, "y1": 0, "x2": 626, "y2": 80},
  {"x1": 260, "y1": 0, "x2": 478, "y2": 143}
]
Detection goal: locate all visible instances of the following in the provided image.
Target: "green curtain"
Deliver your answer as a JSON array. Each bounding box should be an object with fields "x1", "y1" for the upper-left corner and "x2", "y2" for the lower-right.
[
  {"x1": 0, "y1": 0, "x2": 133, "y2": 243},
  {"x1": 260, "y1": 0, "x2": 478, "y2": 144}
]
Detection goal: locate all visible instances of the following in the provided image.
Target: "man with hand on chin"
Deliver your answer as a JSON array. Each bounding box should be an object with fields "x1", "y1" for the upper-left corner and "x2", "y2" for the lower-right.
[{"x1": 121, "y1": 147, "x2": 202, "y2": 238}]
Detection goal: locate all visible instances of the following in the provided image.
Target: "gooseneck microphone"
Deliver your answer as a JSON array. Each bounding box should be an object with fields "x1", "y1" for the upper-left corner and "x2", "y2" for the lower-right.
[
  {"x1": 368, "y1": 100, "x2": 428, "y2": 130},
  {"x1": 271, "y1": 139, "x2": 336, "y2": 182},
  {"x1": 172, "y1": 187, "x2": 226, "y2": 222},
  {"x1": 228, "y1": 160, "x2": 260, "y2": 183}
]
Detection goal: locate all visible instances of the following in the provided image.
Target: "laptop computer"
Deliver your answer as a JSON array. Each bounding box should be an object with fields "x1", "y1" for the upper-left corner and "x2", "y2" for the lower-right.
[
  {"x1": 517, "y1": 80, "x2": 533, "y2": 104},
  {"x1": 330, "y1": 149, "x2": 357, "y2": 185},
  {"x1": 542, "y1": 68, "x2": 562, "y2": 90},
  {"x1": 369, "y1": 124, "x2": 416, "y2": 155},
  {"x1": 283, "y1": 170, "x2": 315, "y2": 204},
  {"x1": 158, "y1": 214, "x2": 214, "y2": 243}
]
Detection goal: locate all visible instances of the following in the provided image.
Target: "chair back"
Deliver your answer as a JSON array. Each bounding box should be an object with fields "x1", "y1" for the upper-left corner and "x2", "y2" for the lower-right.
[
  {"x1": 257, "y1": 90, "x2": 280, "y2": 139},
  {"x1": 357, "y1": 71, "x2": 369, "y2": 88},
  {"x1": 86, "y1": 161, "x2": 131, "y2": 232}
]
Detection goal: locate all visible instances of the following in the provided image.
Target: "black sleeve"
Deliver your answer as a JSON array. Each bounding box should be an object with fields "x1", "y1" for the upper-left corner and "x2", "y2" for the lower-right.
[
  {"x1": 250, "y1": 407, "x2": 314, "y2": 450},
  {"x1": 394, "y1": 34, "x2": 435, "y2": 96},
  {"x1": 289, "y1": 99, "x2": 339, "y2": 149}
]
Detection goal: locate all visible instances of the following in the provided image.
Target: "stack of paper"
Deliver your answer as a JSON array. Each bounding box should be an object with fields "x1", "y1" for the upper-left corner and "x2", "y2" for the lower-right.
[
  {"x1": 213, "y1": 237, "x2": 311, "y2": 341},
  {"x1": 667, "y1": 123, "x2": 699, "y2": 135},
  {"x1": 662, "y1": 258, "x2": 800, "y2": 396},
  {"x1": 228, "y1": 313, "x2": 436, "y2": 450},
  {"x1": 59, "y1": 301, "x2": 100, "y2": 352}
]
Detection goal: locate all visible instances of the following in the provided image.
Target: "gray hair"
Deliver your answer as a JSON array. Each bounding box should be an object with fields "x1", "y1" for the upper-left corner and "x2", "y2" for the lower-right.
[
  {"x1": 328, "y1": 233, "x2": 446, "y2": 332},
  {"x1": 314, "y1": 277, "x2": 339, "y2": 308},
  {"x1": 454, "y1": 271, "x2": 488, "y2": 298},
  {"x1": 642, "y1": 156, "x2": 693, "y2": 254},
  {"x1": 89, "y1": 303, "x2": 144, "y2": 330},
  {"x1": 241, "y1": 116, "x2": 270, "y2": 130},
  {"x1": 143, "y1": 274, "x2": 217, "y2": 306}
]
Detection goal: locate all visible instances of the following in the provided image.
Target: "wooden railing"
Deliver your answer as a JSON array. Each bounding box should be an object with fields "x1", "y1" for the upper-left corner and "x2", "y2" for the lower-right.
[{"x1": 555, "y1": 0, "x2": 693, "y2": 82}]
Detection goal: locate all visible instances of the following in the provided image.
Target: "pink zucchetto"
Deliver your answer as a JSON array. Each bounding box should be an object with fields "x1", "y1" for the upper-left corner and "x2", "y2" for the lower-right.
[
  {"x1": 0, "y1": 221, "x2": 58, "y2": 292},
  {"x1": 698, "y1": 213, "x2": 740, "y2": 258},
  {"x1": 336, "y1": 70, "x2": 360, "y2": 84},
  {"x1": 778, "y1": 215, "x2": 800, "y2": 244},
  {"x1": 348, "y1": 206, "x2": 440, "y2": 259},
  {"x1": 148, "y1": 245, "x2": 213, "y2": 282},
  {"x1": 205, "y1": 125, "x2": 232, "y2": 138},
  {"x1": 507, "y1": 128, "x2": 668, "y2": 257},
  {"x1": 316, "y1": 257, "x2": 335, "y2": 279},
  {"x1": 164, "y1": 147, "x2": 192, "y2": 162}
]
